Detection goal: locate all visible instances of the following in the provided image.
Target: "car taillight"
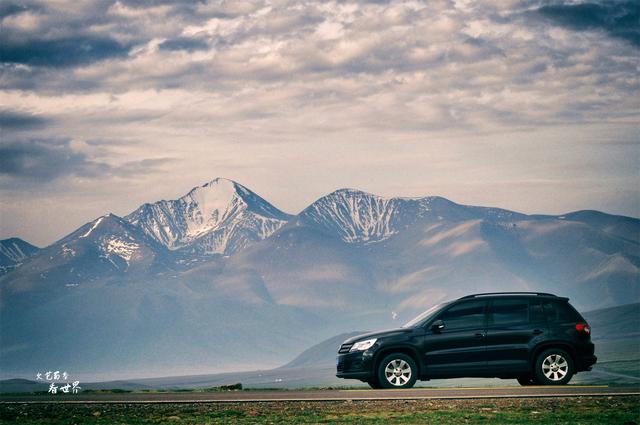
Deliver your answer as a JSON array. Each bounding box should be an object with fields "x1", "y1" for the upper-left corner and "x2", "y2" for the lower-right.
[{"x1": 576, "y1": 323, "x2": 590, "y2": 334}]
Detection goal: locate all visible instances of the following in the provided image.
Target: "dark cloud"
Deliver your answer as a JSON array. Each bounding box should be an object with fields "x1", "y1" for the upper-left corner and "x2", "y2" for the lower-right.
[
  {"x1": 0, "y1": 139, "x2": 110, "y2": 180},
  {"x1": 0, "y1": 110, "x2": 50, "y2": 131},
  {"x1": 0, "y1": 3, "x2": 30, "y2": 19},
  {"x1": 535, "y1": 1, "x2": 640, "y2": 47},
  {"x1": 0, "y1": 138, "x2": 174, "y2": 182},
  {"x1": 0, "y1": 36, "x2": 132, "y2": 68},
  {"x1": 159, "y1": 37, "x2": 209, "y2": 52}
]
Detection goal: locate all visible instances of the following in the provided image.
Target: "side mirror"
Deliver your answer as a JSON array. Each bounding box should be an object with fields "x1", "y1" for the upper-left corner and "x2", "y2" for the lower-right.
[{"x1": 431, "y1": 320, "x2": 445, "y2": 333}]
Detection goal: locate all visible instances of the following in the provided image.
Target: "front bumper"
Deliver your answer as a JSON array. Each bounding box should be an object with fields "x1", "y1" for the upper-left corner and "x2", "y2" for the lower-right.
[{"x1": 336, "y1": 350, "x2": 375, "y2": 381}]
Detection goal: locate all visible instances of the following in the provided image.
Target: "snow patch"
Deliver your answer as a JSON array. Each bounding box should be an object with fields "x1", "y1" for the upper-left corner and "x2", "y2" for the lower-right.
[
  {"x1": 61, "y1": 245, "x2": 76, "y2": 258},
  {"x1": 104, "y1": 238, "x2": 139, "y2": 263},
  {"x1": 80, "y1": 216, "x2": 104, "y2": 238}
]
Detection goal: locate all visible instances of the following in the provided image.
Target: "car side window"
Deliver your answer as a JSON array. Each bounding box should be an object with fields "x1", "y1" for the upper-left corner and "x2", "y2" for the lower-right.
[
  {"x1": 438, "y1": 301, "x2": 486, "y2": 330},
  {"x1": 489, "y1": 299, "x2": 529, "y2": 326}
]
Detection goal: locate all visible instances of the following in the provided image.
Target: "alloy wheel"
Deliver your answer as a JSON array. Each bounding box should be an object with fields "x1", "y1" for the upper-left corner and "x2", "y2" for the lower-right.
[
  {"x1": 541, "y1": 354, "x2": 569, "y2": 381},
  {"x1": 384, "y1": 359, "x2": 412, "y2": 387}
]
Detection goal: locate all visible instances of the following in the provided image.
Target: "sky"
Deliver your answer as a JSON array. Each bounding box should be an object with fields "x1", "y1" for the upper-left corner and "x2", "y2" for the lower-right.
[{"x1": 0, "y1": 0, "x2": 638, "y2": 247}]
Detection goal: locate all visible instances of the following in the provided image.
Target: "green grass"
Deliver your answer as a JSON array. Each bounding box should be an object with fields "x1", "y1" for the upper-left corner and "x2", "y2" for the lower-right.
[{"x1": 1, "y1": 397, "x2": 638, "y2": 424}]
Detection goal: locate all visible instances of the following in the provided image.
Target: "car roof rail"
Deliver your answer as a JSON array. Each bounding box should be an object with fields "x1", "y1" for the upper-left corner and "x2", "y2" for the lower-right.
[{"x1": 459, "y1": 292, "x2": 557, "y2": 299}]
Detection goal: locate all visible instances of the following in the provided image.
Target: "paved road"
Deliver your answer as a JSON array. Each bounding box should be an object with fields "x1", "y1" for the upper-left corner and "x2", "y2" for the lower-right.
[{"x1": 2, "y1": 385, "x2": 639, "y2": 403}]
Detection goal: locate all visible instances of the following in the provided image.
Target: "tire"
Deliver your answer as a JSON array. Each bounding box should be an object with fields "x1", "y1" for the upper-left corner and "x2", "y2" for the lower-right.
[
  {"x1": 377, "y1": 353, "x2": 418, "y2": 389},
  {"x1": 533, "y1": 348, "x2": 574, "y2": 385},
  {"x1": 367, "y1": 377, "x2": 383, "y2": 389},
  {"x1": 516, "y1": 376, "x2": 534, "y2": 386}
]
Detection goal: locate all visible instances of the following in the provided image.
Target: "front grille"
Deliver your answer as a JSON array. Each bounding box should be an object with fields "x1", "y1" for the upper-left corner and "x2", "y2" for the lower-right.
[
  {"x1": 338, "y1": 343, "x2": 353, "y2": 354},
  {"x1": 337, "y1": 360, "x2": 344, "y2": 373}
]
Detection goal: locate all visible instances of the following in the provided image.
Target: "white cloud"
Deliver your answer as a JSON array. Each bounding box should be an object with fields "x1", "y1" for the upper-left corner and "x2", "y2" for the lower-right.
[{"x1": 0, "y1": 0, "x2": 638, "y2": 245}]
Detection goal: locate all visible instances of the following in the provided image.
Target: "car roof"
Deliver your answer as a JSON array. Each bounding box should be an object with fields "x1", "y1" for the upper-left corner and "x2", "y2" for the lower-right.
[{"x1": 457, "y1": 292, "x2": 567, "y2": 301}]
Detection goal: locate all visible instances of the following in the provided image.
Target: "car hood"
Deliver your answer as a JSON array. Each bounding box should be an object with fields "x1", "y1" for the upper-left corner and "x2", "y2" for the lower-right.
[{"x1": 342, "y1": 328, "x2": 413, "y2": 344}]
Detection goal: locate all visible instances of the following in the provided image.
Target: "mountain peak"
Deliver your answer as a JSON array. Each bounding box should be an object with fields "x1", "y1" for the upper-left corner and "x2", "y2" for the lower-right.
[
  {"x1": 299, "y1": 189, "x2": 430, "y2": 244},
  {"x1": 183, "y1": 178, "x2": 290, "y2": 219},
  {"x1": 125, "y1": 178, "x2": 291, "y2": 255},
  {"x1": 29, "y1": 212, "x2": 170, "y2": 275},
  {"x1": 202, "y1": 177, "x2": 236, "y2": 188},
  {"x1": 328, "y1": 188, "x2": 384, "y2": 199},
  {"x1": 1, "y1": 237, "x2": 39, "y2": 247},
  {"x1": 189, "y1": 177, "x2": 237, "y2": 196},
  {"x1": 327, "y1": 188, "x2": 443, "y2": 203},
  {"x1": 0, "y1": 238, "x2": 40, "y2": 273},
  {"x1": 75, "y1": 213, "x2": 125, "y2": 240}
]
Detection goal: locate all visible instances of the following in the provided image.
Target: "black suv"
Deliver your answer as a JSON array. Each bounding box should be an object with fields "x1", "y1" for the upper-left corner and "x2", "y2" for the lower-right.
[{"x1": 336, "y1": 292, "x2": 596, "y2": 388}]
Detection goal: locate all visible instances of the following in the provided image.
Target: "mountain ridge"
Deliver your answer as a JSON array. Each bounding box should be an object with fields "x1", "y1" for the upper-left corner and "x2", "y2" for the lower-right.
[
  {"x1": 1, "y1": 178, "x2": 638, "y2": 378},
  {"x1": 125, "y1": 178, "x2": 292, "y2": 256},
  {"x1": 0, "y1": 237, "x2": 40, "y2": 275}
]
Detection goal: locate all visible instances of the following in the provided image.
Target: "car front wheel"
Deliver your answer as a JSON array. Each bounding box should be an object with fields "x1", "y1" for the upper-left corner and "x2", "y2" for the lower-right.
[
  {"x1": 534, "y1": 348, "x2": 574, "y2": 385},
  {"x1": 377, "y1": 353, "x2": 418, "y2": 389}
]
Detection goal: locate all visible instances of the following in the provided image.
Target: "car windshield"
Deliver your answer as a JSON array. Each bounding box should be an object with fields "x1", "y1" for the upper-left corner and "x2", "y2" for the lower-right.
[{"x1": 402, "y1": 302, "x2": 448, "y2": 328}]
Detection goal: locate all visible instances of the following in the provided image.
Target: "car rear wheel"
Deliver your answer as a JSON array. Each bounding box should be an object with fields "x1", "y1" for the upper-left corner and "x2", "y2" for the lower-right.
[
  {"x1": 534, "y1": 348, "x2": 574, "y2": 385},
  {"x1": 377, "y1": 353, "x2": 418, "y2": 389}
]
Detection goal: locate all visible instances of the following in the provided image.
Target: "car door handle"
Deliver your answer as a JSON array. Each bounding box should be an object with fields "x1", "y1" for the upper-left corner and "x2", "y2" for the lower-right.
[
  {"x1": 474, "y1": 333, "x2": 486, "y2": 338},
  {"x1": 533, "y1": 329, "x2": 544, "y2": 335}
]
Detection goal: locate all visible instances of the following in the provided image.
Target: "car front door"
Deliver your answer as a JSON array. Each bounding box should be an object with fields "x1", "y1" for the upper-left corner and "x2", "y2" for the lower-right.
[
  {"x1": 421, "y1": 300, "x2": 488, "y2": 377},
  {"x1": 484, "y1": 298, "x2": 547, "y2": 374}
]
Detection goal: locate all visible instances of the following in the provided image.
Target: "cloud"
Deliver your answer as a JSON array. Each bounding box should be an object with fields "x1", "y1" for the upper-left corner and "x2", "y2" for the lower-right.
[
  {"x1": 115, "y1": 158, "x2": 175, "y2": 177},
  {"x1": 0, "y1": 3, "x2": 31, "y2": 19},
  {"x1": 0, "y1": 110, "x2": 49, "y2": 131},
  {"x1": 534, "y1": 1, "x2": 640, "y2": 47},
  {"x1": 0, "y1": 0, "x2": 638, "y2": 244},
  {"x1": 0, "y1": 138, "x2": 109, "y2": 180},
  {"x1": 158, "y1": 36, "x2": 209, "y2": 52},
  {"x1": 0, "y1": 36, "x2": 132, "y2": 68},
  {"x1": 0, "y1": 138, "x2": 174, "y2": 182},
  {"x1": 0, "y1": 1, "x2": 636, "y2": 131}
]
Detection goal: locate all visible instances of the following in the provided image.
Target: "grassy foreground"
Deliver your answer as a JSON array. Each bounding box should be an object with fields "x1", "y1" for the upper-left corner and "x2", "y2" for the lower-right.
[{"x1": 1, "y1": 396, "x2": 639, "y2": 424}]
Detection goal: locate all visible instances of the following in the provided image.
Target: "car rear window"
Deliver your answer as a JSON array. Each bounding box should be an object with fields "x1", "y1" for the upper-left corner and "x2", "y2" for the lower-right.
[
  {"x1": 542, "y1": 299, "x2": 584, "y2": 323},
  {"x1": 529, "y1": 300, "x2": 546, "y2": 323}
]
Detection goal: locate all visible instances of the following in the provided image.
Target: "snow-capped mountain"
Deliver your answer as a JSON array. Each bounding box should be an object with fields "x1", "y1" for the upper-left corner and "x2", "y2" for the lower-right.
[
  {"x1": 55, "y1": 213, "x2": 170, "y2": 273},
  {"x1": 297, "y1": 189, "x2": 430, "y2": 243},
  {"x1": 0, "y1": 238, "x2": 39, "y2": 275},
  {"x1": 297, "y1": 189, "x2": 527, "y2": 244},
  {"x1": 126, "y1": 178, "x2": 292, "y2": 256},
  {"x1": 1, "y1": 179, "x2": 638, "y2": 378},
  {"x1": 1, "y1": 214, "x2": 171, "y2": 302}
]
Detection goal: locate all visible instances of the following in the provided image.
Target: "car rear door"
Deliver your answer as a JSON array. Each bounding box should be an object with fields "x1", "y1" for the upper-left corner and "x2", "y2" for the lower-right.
[
  {"x1": 484, "y1": 298, "x2": 547, "y2": 374},
  {"x1": 421, "y1": 300, "x2": 488, "y2": 377}
]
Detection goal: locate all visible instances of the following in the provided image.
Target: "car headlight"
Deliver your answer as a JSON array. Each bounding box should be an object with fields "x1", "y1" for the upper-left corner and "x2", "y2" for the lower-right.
[{"x1": 349, "y1": 338, "x2": 377, "y2": 352}]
